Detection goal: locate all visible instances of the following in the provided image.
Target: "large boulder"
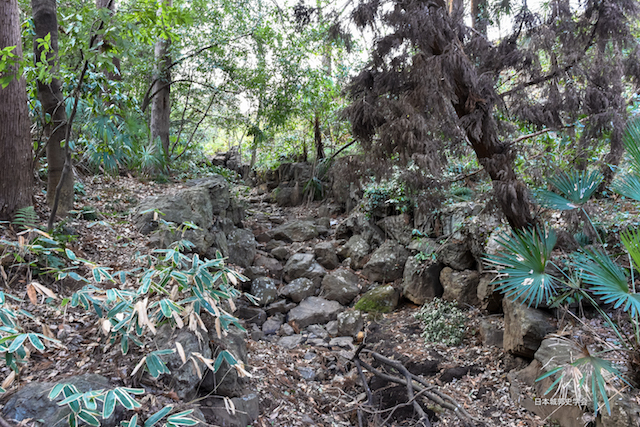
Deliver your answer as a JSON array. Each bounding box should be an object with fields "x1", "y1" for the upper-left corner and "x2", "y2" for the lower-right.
[
  {"x1": 376, "y1": 214, "x2": 413, "y2": 245},
  {"x1": 273, "y1": 220, "x2": 319, "y2": 242},
  {"x1": 200, "y1": 393, "x2": 259, "y2": 427},
  {"x1": 335, "y1": 212, "x2": 385, "y2": 246},
  {"x1": 321, "y1": 268, "x2": 361, "y2": 305},
  {"x1": 134, "y1": 176, "x2": 244, "y2": 254},
  {"x1": 437, "y1": 241, "x2": 476, "y2": 270},
  {"x1": 283, "y1": 253, "x2": 327, "y2": 286},
  {"x1": 227, "y1": 228, "x2": 257, "y2": 268},
  {"x1": 354, "y1": 285, "x2": 399, "y2": 313},
  {"x1": 402, "y1": 257, "x2": 444, "y2": 304},
  {"x1": 440, "y1": 267, "x2": 480, "y2": 307},
  {"x1": 203, "y1": 326, "x2": 249, "y2": 398},
  {"x1": 288, "y1": 296, "x2": 343, "y2": 329},
  {"x1": 314, "y1": 241, "x2": 340, "y2": 270},
  {"x1": 250, "y1": 277, "x2": 278, "y2": 306},
  {"x1": 503, "y1": 298, "x2": 556, "y2": 358},
  {"x1": 362, "y1": 241, "x2": 409, "y2": 283},
  {"x1": 2, "y1": 374, "x2": 123, "y2": 427}
]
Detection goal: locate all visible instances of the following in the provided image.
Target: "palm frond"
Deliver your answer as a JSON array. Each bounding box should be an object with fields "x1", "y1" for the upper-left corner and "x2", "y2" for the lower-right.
[
  {"x1": 485, "y1": 227, "x2": 558, "y2": 308},
  {"x1": 578, "y1": 249, "x2": 640, "y2": 319},
  {"x1": 621, "y1": 228, "x2": 640, "y2": 278},
  {"x1": 612, "y1": 174, "x2": 640, "y2": 202},
  {"x1": 623, "y1": 116, "x2": 640, "y2": 171},
  {"x1": 538, "y1": 170, "x2": 603, "y2": 209}
]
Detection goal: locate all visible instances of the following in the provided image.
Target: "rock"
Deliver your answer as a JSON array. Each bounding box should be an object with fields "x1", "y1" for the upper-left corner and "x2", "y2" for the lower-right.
[
  {"x1": 362, "y1": 241, "x2": 409, "y2": 283},
  {"x1": 440, "y1": 267, "x2": 481, "y2": 306},
  {"x1": 288, "y1": 296, "x2": 344, "y2": 329},
  {"x1": 297, "y1": 367, "x2": 316, "y2": 381},
  {"x1": 236, "y1": 304, "x2": 267, "y2": 326},
  {"x1": 200, "y1": 393, "x2": 259, "y2": 427},
  {"x1": 2, "y1": 374, "x2": 122, "y2": 427},
  {"x1": 479, "y1": 318, "x2": 503, "y2": 347},
  {"x1": 337, "y1": 310, "x2": 364, "y2": 337},
  {"x1": 155, "y1": 325, "x2": 212, "y2": 400},
  {"x1": 438, "y1": 241, "x2": 476, "y2": 270},
  {"x1": 354, "y1": 285, "x2": 399, "y2": 313},
  {"x1": 321, "y1": 268, "x2": 361, "y2": 305},
  {"x1": 281, "y1": 323, "x2": 295, "y2": 336},
  {"x1": 402, "y1": 257, "x2": 444, "y2": 304},
  {"x1": 407, "y1": 237, "x2": 439, "y2": 253},
  {"x1": 503, "y1": 298, "x2": 556, "y2": 358},
  {"x1": 204, "y1": 326, "x2": 248, "y2": 397},
  {"x1": 377, "y1": 214, "x2": 413, "y2": 245},
  {"x1": 134, "y1": 175, "x2": 242, "y2": 253},
  {"x1": 243, "y1": 265, "x2": 268, "y2": 282},
  {"x1": 335, "y1": 212, "x2": 385, "y2": 246},
  {"x1": 439, "y1": 202, "x2": 484, "y2": 239},
  {"x1": 314, "y1": 241, "x2": 340, "y2": 270},
  {"x1": 275, "y1": 185, "x2": 302, "y2": 207},
  {"x1": 265, "y1": 299, "x2": 296, "y2": 316},
  {"x1": 283, "y1": 253, "x2": 327, "y2": 286},
  {"x1": 306, "y1": 324, "x2": 330, "y2": 340},
  {"x1": 252, "y1": 254, "x2": 284, "y2": 278},
  {"x1": 227, "y1": 228, "x2": 257, "y2": 268},
  {"x1": 326, "y1": 320, "x2": 339, "y2": 336},
  {"x1": 337, "y1": 235, "x2": 371, "y2": 269},
  {"x1": 273, "y1": 220, "x2": 319, "y2": 242},
  {"x1": 477, "y1": 273, "x2": 502, "y2": 313},
  {"x1": 278, "y1": 334, "x2": 306, "y2": 349},
  {"x1": 250, "y1": 277, "x2": 278, "y2": 306},
  {"x1": 280, "y1": 277, "x2": 318, "y2": 303},
  {"x1": 329, "y1": 336, "x2": 355, "y2": 350},
  {"x1": 262, "y1": 316, "x2": 283, "y2": 335},
  {"x1": 271, "y1": 246, "x2": 290, "y2": 261}
]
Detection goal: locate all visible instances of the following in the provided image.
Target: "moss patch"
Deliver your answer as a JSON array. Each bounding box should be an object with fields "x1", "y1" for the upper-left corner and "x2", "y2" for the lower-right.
[{"x1": 354, "y1": 285, "x2": 399, "y2": 313}]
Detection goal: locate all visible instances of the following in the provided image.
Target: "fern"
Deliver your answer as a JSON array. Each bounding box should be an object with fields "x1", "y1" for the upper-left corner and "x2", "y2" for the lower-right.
[{"x1": 12, "y1": 206, "x2": 38, "y2": 230}]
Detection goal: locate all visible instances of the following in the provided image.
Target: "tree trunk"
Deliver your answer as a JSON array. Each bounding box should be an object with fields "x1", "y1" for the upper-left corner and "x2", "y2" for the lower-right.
[
  {"x1": 0, "y1": 0, "x2": 33, "y2": 220},
  {"x1": 32, "y1": 0, "x2": 74, "y2": 215},
  {"x1": 314, "y1": 113, "x2": 325, "y2": 160},
  {"x1": 470, "y1": 0, "x2": 488, "y2": 35},
  {"x1": 448, "y1": 0, "x2": 463, "y2": 16},
  {"x1": 150, "y1": 0, "x2": 172, "y2": 161}
]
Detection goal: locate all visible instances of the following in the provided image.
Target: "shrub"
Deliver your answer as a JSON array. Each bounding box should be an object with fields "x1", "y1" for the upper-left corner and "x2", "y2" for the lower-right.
[{"x1": 414, "y1": 298, "x2": 466, "y2": 346}]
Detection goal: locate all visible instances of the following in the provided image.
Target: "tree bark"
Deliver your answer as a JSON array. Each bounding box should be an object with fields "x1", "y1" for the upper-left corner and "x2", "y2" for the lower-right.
[
  {"x1": 470, "y1": 0, "x2": 488, "y2": 35},
  {"x1": 0, "y1": 0, "x2": 33, "y2": 221},
  {"x1": 314, "y1": 112, "x2": 325, "y2": 160},
  {"x1": 32, "y1": 0, "x2": 74, "y2": 215},
  {"x1": 150, "y1": 0, "x2": 172, "y2": 161}
]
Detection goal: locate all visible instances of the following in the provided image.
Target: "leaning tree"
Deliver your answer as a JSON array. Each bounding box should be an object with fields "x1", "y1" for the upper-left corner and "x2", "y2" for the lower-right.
[{"x1": 344, "y1": 0, "x2": 640, "y2": 230}]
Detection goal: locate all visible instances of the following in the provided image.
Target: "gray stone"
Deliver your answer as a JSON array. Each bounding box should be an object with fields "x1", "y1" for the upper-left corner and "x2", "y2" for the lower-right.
[
  {"x1": 314, "y1": 241, "x2": 340, "y2": 270},
  {"x1": 262, "y1": 316, "x2": 284, "y2": 335},
  {"x1": 278, "y1": 334, "x2": 306, "y2": 349},
  {"x1": 252, "y1": 254, "x2": 284, "y2": 278},
  {"x1": 329, "y1": 336, "x2": 355, "y2": 350},
  {"x1": 155, "y1": 324, "x2": 212, "y2": 400},
  {"x1": 326, "y1": 320, "x2": 339, "y2": 336},
  {"x1": 298, "y1": 367, "x2": 317, "y2": 381},
  {"x1": 250, "y1": 276, "x2": 278, "y2": 306},
  {"x1": 321, "y1": 268, "x2": 361, "y2": 305},
  {"x1": 273, "y1": 220, "x2": 319, "y2": 242},
  {"x1": 438, "y1": 241, "x2": 476, "y2": 270},
  {"x1": 440, "y1": 267, "x2": 481, "y2": 306},
  {"x1": 271, "y1": 246, "x2": 290, "y2": 261},
  {"x1": 503, "y1": 298, "x2": 556, "y2": 358},
  {"x1": 281, "y1": 323, "x2": 294, "y2": 336},
  {"x1": 337, "y1": 235, "x2": 370, "y2": 269},
  {"x1": 479, "y1": 319, "x2": 503, "y2": 347},
  {"x1": 477, "y1": 273, "x2": 502, "y2": 313},
  {"x1": 243, "y1": 265, "x2": 268, "y2": 282},
  {"x1": 280, "y1": 277, "x2": 318, "y2": 303},
  {"x1": 362, "y1": 241, "x2": 409, "y2": 283},
  {"x1": 2, "y1": 374, "x2": 122, "y2": 427},
  {"x1": 335, "y1": 212, "x2": 384, "y2": 247},
  {"x1": 402, "y1": 257, "x2": 444, "y2": 304},
  {"x1": 265, "y1": 299, "x2": 296, "y2": 316},
  {"x1": 283, "y1": 253, "x2": 327, "y2": 286},
  {"x1": 201, "y1": 393, "x2": 259, "y2": 427},
  {"x1": 354, "y1": 285, "x2": 399, "y2": 313},
  {"x1": 204, "y1": 326, "x2": 248, "y2": 397},
  {"x1": 377, "y1": 214, "x2": 413, "y2": 245},
  {"x1": 407, "y1": 237, "x2": 439, "y2": 253},
  {"x1": 288, "y1": 296, "x2": 344, "y2": 329},
  {"x1": 337, "y1": 310, "x2": 364, "y2": 337},
  {"x1": 227, "y1": 228, "x2": 257, "y2": 268},
  {"x1": 306, "y1": 324, "x2": 329, "y2": 339},
  {"x1": 236, "y1": 305, "x2": 267, "y2": 326}
]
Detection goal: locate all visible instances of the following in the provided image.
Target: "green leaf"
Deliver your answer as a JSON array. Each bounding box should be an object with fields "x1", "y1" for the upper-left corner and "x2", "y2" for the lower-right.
[
  {"x1": 612, "y1": 174, "x2": 640, "y2": 202},
  {"x1": 144, "y1": 405, "x2": 173, "y2": 427},
  {"x1": 113, "y1": 387, "x2": 141, "y2": 410},
  {"x1": 27, "y1": 333, "x2": 45, "y2": 351},
  {"x1": 7, "y1": 334, "x2": 28, "y2": 353},
  {"x1": 485, "y1": 226, "x2": 558, "y2": 308},
  {"x1": 78, "y1": 409, "x2": 101, "y2": 426},
  {"x1": 538, "y1": 170, "x2": 602, "y2": 209},
  {"x1": 121, "y1": 414, "x2": 138, "y2": 427},
  {"x1": 103, "y1": 390, "x2": 116, "y2": 419},
  {"x1": 65, "y1": 248, "x2": 77, "y2": 261},
  {"x1": 49, "y1": 383, "x2": 66, "y2": 400},
  {"x1": 167, "y1": 409, "x2": 198, "y2": 425}
]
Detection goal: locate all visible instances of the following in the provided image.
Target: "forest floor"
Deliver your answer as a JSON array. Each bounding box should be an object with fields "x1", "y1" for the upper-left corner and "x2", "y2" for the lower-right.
[{"x1": 0, "y1": 174, "x2": 591, "y2": 426}]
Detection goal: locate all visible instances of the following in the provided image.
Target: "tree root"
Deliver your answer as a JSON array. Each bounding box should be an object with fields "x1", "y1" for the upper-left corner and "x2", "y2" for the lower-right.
[{"x1": 353, "y1": 346, "x2": 484, "y2": 427}]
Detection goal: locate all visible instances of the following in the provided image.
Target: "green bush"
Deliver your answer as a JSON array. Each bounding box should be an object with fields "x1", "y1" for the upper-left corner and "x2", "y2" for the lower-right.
[{"x1": 414, "y1": 298, "x2": 466, "y2": 346}]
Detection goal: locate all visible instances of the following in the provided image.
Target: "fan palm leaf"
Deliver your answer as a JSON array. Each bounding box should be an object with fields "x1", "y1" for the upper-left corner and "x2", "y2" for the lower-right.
[
  {"x1": 612, "y1": 174, "x2": 640, "y2": 202},
  {"x1": 578, "y1": 249, "x2": 640, "y2": 320},
  {"x1": 538, "y1": 170, "x2": 603, "y2": 210},
  {"x1": 623, "y1": 116, "x2": 640, "y2": 171},
  {"x1": 485, "y1": 227, "x2": 558, "y2": 308}
]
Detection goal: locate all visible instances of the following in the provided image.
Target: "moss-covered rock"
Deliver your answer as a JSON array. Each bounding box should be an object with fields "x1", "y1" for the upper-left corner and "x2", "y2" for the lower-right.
[{"x1": 354, "y1": 285, "x2": 399, "y2": 313}]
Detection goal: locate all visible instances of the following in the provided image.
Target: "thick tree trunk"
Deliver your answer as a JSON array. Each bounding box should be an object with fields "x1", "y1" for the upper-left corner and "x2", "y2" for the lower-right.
[
  {"x1": 470, "y1": 0, "x2": 488, "y2": 35},
  {"x1": 32, "y1": 0, "x2": 74, "y2": 215},
  {"x1": 0, "y1": 0, "x2": 33, "y2": 220},
  {"x1": 150, "y1": 0, "x2": 172, "y2": 161}
]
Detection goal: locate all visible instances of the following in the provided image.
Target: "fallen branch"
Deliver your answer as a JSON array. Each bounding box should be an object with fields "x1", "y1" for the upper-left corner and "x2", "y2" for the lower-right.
[{"x1": 354, "y1": 348, "x2": 483, "y2": 427}]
